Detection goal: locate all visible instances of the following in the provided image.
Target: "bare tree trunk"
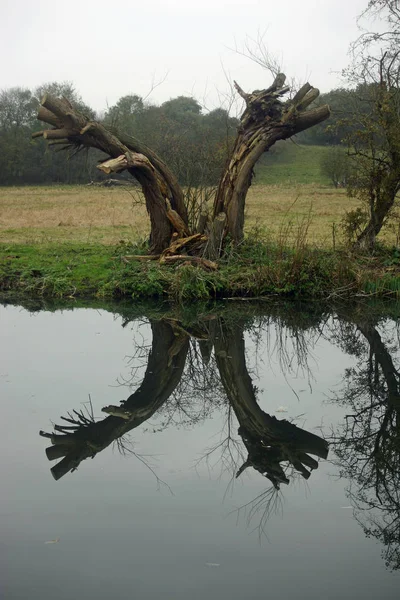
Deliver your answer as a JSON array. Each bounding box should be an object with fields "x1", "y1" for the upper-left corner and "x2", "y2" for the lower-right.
[
  {"x1": 354, "y1": 178, "x2": 400, "y2": 252},
  {"x1": 210, "y1": 77, "x2": 330, "y2": 243}
]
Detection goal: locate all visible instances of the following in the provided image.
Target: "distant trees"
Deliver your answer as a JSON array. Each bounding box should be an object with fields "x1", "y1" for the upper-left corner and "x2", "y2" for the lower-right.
[
  {"x1": 0, "y1": 82, "x2": 100, "y2": 185},
  {"x1": 320, "y1": 146, "x2": 351, "y2": 188},
  {"x1": 0, "y1": 87, "x2": 36, "y2": 130},
  {"x1": 0, "y1": 84, "x2": 239, "y2": 188},
  {"x1": 296, "y1": 88, "x2": 355, "y2": 146},
  {"x1": 104, "y1": 93, "x2": 144, "y2": 134},
  {"x1": 104, "y1": 94, "x2": 238, "y2": 188},
  {"x1": 0, "y1": 87, "x2": 40, "y2": 184}
]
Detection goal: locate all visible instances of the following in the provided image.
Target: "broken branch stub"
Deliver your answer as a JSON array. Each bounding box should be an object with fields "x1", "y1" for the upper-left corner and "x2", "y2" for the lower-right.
[{"x1": 97, "y1": 152, "x2": 155, "y2": 175}]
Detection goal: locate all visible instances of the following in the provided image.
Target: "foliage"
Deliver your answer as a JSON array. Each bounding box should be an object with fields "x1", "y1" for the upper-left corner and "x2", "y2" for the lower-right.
[
  {"x1": 319, "y1": 146, "x2": 352, "y2": 188},
  {"x1": 0, "y1": 84, "x2": 238, "y2": 187},
  {"x1": 104, "y1": 95, "x2": 238, "y2": 187},
  {"x1": 0, "y1": 83, "x2": 101, "y2": 185},
  {"x1": 296, "y1": 87, "x2": 357, "y2": 146},
  {"x1": 1, "y1": 76, "x2": 392, "y2": 194},
  {"x1": 341, "y1": 207, "x2": 369, "y2": 243},
  {"x1": 0, "y1": 81, "x2": 365, "y2": 190}
]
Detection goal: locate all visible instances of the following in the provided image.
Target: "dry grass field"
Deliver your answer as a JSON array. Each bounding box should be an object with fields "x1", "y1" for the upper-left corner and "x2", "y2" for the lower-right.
[{"x1": 0, "y1": 184, "x2": 398, "y2": 248}]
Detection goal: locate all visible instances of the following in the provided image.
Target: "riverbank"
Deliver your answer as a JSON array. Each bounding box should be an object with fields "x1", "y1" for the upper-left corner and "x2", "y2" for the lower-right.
[{"x1": 1, "y1": 240, "x2": 399, "y2": 301}]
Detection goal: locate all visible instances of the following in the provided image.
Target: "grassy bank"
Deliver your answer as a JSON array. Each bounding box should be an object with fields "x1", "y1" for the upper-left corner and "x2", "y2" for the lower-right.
[
  {"x1": 1, "y1": 182, "x2": 399, "y2": 301},
  {"x1": 255, "y1": 144, "x2": 332, "y2": 185},
  {"x1": 1, "y1": 240, "x2": 399, "y2": 301}
]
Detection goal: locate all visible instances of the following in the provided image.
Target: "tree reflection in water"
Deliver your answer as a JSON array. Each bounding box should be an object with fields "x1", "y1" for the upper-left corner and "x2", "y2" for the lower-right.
[
  {"x1": 327, "y1": 309, "x2": 400, "y2": 570},
  {"x1": 39, "y1": 302, "x2": 400, "y2": 567}
]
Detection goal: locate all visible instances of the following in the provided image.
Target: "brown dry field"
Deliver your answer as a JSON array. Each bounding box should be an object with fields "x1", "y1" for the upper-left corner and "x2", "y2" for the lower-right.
[{"x1": 0, "y1": 184, "x2": 397, "y2": 247}]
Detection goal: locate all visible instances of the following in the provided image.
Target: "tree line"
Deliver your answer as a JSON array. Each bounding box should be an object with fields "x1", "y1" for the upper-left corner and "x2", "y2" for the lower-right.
[
  {"x1": 0, "y1": 83, "x2": 238, "y2": 186},
  {"x1": 0, "y1": 80, "x2": 368, "y2": 187}
]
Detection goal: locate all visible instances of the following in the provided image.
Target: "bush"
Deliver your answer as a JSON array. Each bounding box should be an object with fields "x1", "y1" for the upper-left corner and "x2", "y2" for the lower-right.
[{"x1": 320, "y1": 146, "x2": 351, "y2": 188}]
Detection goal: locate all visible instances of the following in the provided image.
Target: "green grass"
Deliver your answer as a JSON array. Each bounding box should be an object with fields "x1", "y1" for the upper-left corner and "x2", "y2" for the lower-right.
[
  {"x1": 255, "y1": 143, "x2": 332, "y2": 185},
  {"x1": 0, "y1": 245, "x2": 112, "y2": 297},
  {"x1": 1, "y1": 239, "x2": 399, "y2": 301}
]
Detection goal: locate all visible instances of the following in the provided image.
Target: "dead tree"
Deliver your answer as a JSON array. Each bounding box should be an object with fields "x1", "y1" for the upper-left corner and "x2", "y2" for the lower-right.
[
  {"x1": 33, "y1": 73, "x2": 329, "y2": 258},
  {"x1": 210, "y1": 77, "x2": 329, "y2": 248}
]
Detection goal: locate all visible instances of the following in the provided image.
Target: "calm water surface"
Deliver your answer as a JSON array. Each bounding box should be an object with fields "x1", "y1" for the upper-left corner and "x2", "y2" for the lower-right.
[{"x1": 1, "y1": 301, "x2": 399, "y2": 599}]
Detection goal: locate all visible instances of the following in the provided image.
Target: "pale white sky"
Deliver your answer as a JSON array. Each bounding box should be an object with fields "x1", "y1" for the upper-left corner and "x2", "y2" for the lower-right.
[{"x1": 2, "y1": 0, "x2": 367, "y2": 111}]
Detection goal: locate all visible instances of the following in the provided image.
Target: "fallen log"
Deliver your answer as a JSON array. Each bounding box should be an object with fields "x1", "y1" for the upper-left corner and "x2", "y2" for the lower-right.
[{"x1": 165, "y1": 199, "x2": 190, "y2": 237}]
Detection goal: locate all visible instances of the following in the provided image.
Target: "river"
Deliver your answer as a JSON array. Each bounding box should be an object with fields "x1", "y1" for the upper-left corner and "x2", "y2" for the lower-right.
[{"x1": 1, "y1": 299, "x2": 399, "y2": 599}]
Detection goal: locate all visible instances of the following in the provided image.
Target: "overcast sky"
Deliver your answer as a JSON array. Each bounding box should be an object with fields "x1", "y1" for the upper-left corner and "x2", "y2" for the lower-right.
[{"x1": 3, "y1": 0, "x2": 368, "y2": 112}]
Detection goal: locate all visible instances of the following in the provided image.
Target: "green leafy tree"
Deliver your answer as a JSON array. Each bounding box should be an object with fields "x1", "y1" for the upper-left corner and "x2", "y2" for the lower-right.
[
  {"x1": 161, "y1": 95, "x2": 202, "y2": 121},
  {"x1": 0, "y1": 88, "x2": 38, "y2": 184},
  {"x1": 0, "y1": 82, "x2": 100, "y2": 184},
  {"x1": 103, "y1": 94, "x2": 144, "y2": 135},
  {"x1": 320, "y1": 146, "x2": 352, "y2": 187}
]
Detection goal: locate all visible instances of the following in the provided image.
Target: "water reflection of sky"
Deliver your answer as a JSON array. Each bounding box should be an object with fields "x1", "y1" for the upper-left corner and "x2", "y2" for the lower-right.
[{"x1": 1, "y1": 304, "x2": 399, "y2": 600}]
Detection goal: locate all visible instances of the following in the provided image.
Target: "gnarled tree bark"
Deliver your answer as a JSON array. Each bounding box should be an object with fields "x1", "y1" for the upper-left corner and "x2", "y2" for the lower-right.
[
  {"x1": 35, "y1": 95, "x2": 187, "y2": 254},
  {"x1": 210, "y1": 77, "x2": 330, "y2": 243}
]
